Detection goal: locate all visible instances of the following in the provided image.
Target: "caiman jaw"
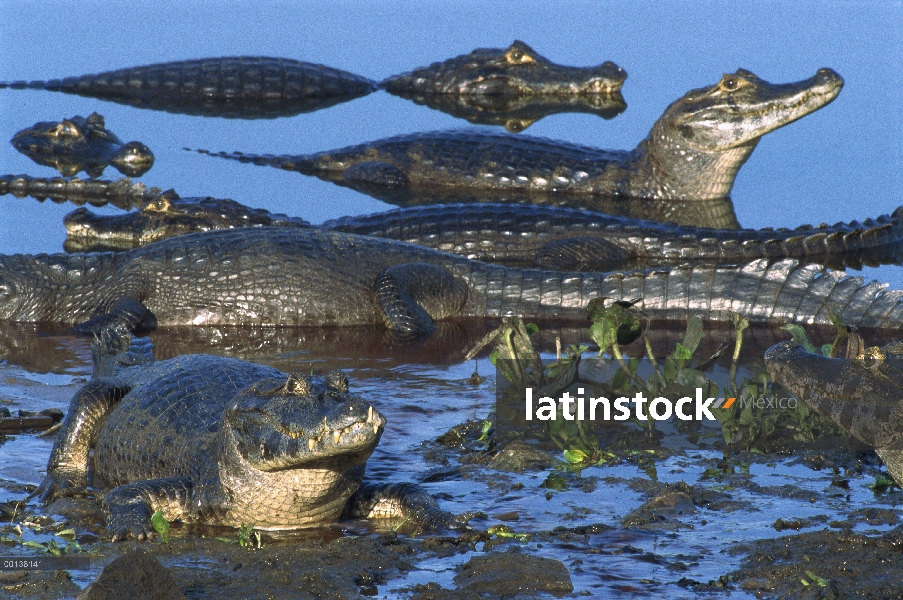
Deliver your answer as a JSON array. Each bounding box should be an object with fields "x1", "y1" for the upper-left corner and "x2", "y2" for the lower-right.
[{"x1": 663, "y1": 68, "x2": 844, "y2": 152}]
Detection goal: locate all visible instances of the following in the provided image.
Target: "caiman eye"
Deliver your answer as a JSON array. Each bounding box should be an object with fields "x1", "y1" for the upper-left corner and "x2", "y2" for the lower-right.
[
  {"x1": 0, "y1": 281, "x2": 16, "y2": 303},
  {"x1": 506, "y1": 49, "x2": 535, "y2": 64},
  {"x1": 51, "y1": 121, "x2": 81, "y2": 138},
  {"x1": 719, "y1": 75, "x2": 747, "y2": 92}
]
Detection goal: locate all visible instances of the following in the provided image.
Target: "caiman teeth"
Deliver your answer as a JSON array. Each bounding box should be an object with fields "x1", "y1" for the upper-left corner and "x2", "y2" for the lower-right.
[
  {"x1": 275, "y1": 424, "x2": 303, "y2": 439},
  {"x1": 373, "y1": 424, "x2": 379, "y2": 434},
  {"x1": 308, "y1": 438, "x2": 316, "y2": 451},
  {"x1": 367, "y1": 406, "x2": 373, "y2": 424},
  {"x1": 333, "y1": 430, "x2": 341, "y2": 444}
]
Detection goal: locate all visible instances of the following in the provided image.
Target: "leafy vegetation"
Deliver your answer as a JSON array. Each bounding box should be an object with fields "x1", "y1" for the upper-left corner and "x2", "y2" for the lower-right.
[{"x1": 469, "y1": 299, "x2": 848, "y2": 466}]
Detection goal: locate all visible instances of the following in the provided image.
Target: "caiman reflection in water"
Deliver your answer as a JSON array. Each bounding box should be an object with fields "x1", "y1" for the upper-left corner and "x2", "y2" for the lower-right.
[{"x1": 0, "y1": 57, "x2": 379, "y2": 119}]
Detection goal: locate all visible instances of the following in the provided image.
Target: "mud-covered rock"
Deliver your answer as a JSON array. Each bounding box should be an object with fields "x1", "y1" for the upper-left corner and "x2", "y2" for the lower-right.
[
  {"x1": 1, "y1": 569, "x2": 81, "y2": 599},
  {"x1": 453, "y1": 550, "x2": 573, "y2": 596},
  {"x1": 77, "y1": 551, "x2": 186, "y2": 600},
  {"x1": 722, "y1": 529, "x2": 903, "y2": 599},
  {"x1": 486, "y1": 441, "x2": 559, "y2": 472}
]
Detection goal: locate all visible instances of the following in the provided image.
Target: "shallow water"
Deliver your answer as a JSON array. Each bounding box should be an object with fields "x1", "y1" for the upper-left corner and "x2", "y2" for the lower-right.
[
  {"x1": 1, "y1": 1, "x2": 902, "y2": 598},
  {"x1": 1, "y1": 323, "x2": 901, "y2": 597}
]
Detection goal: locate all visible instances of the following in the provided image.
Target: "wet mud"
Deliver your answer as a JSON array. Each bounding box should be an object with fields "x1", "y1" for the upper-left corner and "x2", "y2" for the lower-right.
[{"x1": 2, "y1": 324, "x2": 902, "y2": 598}]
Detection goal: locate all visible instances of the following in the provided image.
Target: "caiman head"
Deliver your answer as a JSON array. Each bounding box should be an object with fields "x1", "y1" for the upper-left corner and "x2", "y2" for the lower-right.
[
  {"x1": 764, "y1": 340, "x2": 903, "y2": 453},
  {"x1": 639, "y1": 68, "x2": 843, "y2": 200},
  {"x1": 383, "y1": 40, "x2": 627, "y2": 96},
  {"x1": 63, "y1": 192, "x2": 311, "y2": 252},
  {"x1": 10, "y1": 112, "x2": 154, "y2": 178},
  {"x1": 222, "y1": 369, "x2": 386, "y2": 475}
]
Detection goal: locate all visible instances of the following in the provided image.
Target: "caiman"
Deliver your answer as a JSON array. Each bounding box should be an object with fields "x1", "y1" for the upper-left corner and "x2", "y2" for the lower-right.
[
  {"x1": 52, "y1": 184, "x2": 903, "y2": 272},
  {"x1": 64, "y1": 190, "x2": 310, "y2": 251},
  {"x1": 0, "y1": 173, "x2": 164, "y2": 210},
  {"x1": 201, "y1": 68, "x2": 843, "y2": 203},
  {"x1": 2, "y1": 227, "x2": 903, "y2": 337},
  {"x1": 34, "y1": 326, "x2": 461, "y2": 540},
  {"x1": 0, "y1": 57, "x2": 377, "y2": 119},
  {"x1": 381, "y1": 41, "x2": 626, "y2": 96},
  {"x1": 0, "y1": 172, "x2": 741, "y2": 229},
  {"x1": 11, "y1": 113, "x2": 154, "y2": 178},
  {"x1": 765, "y1": 340, "x2": 903, "y2": 488}
]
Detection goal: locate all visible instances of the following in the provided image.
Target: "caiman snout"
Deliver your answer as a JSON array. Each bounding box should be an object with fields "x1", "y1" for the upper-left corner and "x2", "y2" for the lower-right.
[{"x1": 815, "y1": 67, "x2": 843, "y2": 86}]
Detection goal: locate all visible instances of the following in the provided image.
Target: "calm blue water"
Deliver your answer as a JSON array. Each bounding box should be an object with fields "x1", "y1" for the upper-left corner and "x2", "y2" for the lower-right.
[{"x1": 1, "y1": 1, "x2": 901, "y2": 285}]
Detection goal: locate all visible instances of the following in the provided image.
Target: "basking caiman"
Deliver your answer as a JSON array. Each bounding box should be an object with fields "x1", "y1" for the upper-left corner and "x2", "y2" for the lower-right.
[
  {"x1": 201, "y1": 68, "x2": 843, "y2": 203},
  {"x1": 765, "y1": 341, "x2": 903, "y2": 487},
  {"x1": 0, "y1": 57, "x2": 377, "y2": 119},
  {"x1": 2, "y1": 227, "x2": 903, "y2": 337},
  {"x1": 35, "y1": 327, "x2": 460, "y2": 540},
  {"x1": 11, "y1": 113, "x2": 154, "y2": 178},
  {"x1": 55, "y1": 186, "x2": 903, "y2": 272},
  {"x1": 381, "y1": 41, "x2": 626, "y2": 96}
]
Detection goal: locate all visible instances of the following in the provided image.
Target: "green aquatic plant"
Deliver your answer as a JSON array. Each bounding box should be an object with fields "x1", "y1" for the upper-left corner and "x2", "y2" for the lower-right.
[
  {"x1": 216, "y1": 523, "x2": 262, "y2": 548},
  {"x1": 713, "y1": 312, "x2": 846, "y2": 453},
  {"x1": 150, "y1": 510, "x2": 170, "y2": 543}
]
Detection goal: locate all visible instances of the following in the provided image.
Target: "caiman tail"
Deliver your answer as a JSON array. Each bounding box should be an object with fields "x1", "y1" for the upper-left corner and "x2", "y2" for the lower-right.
[
  {"x1": 460, "y1": 258, "x2": 903, "y2": 329},
  {"x1": 0, "y1": 174, "x2": 160, "y2": 210}
]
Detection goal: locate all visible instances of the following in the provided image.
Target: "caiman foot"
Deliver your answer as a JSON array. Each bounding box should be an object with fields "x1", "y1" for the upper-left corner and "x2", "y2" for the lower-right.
[
  {"x1": 72, "y1": 297, "x2": 157, "y2": 336},
  {"x1": 30, "y1": 470, "x2": 88, "y2": 505},
  {"x1": 103, "y1": 477, "x2": 193, "y2": 541},
  {"x1": 347, "y1": 482, "x2": 470, "y2": 532}
]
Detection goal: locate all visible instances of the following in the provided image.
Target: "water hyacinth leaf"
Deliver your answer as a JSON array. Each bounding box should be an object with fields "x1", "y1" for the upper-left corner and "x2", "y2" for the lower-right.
[
  {"x1": 541, "y1": 473, "x2": 568, "y2": 491},
  {"x1": 674, "y1": 342, "x2": 693, "y2": 362},
  {"x1": 679, "y1": 315, "x2": 703, "y2": 356},
  {"x1": 151, "y1": 510, "x2": 170, "y2": 542},
  {"x1": 587, "y1": 298, "x2": 642, "y2": 354},
  {"x1": 563, "y1": 449, "x2": 589, "y2": 464},
  {"x1": 825, "y1": 310, "x2": 848, "y2": 357},
  {"x1": 780, "y1": 324, "x2": 818, "y2": 354}
]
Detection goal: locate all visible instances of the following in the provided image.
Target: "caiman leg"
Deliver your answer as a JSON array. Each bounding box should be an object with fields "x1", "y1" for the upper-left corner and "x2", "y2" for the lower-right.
[
  {"x1": 90, "y1": 323, "x2": 155, "y2": 378},
  {"x1": 71, "y1": 297, "x2": 158, "y2": 335},
  {"x1": 375, "y1": 263, "x2": 468, "y2": 337},
  {"x1": 103, "y1": 478, "x2": 194, "y2": 541},
  {"x1": 32, "y1": 378, "x2": 131, "y2": 503},
  {"x1": 345, "y1": 482, "x2": 467, "y2": 531},
  {"x1": 535, "y1": 236, "x2": 633, "y2": 271}
]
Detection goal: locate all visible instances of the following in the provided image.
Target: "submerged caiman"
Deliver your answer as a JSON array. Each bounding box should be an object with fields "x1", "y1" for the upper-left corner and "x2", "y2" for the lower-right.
[
  {"x1": 202, "y1": 68, "x2": 843, "y2": 203},
  {"x1": 0, "y1": 172, "x2": 741, "y2": 229},
  {"x1": 2, "y1": 227, "x2": 903, "y2": 337},
  {"x1": 0, "y1": 57, "x2": 377, "y2": 119},
  {"x1": 35, "y1": 327, "x2": 460, "y2": 540},
  {"x1": 11, "y1": 113, "x2": 154, "y2": 178},
  {"x1": 765, "y1": 341, "x2": 903, "y2": 488},
  {"x1": 381, "y1": 40, "x2": 626, "y2": 96},
  {"x1": 53, "y1": 183, "x2": 903, "y2": 272}
]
